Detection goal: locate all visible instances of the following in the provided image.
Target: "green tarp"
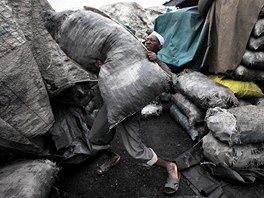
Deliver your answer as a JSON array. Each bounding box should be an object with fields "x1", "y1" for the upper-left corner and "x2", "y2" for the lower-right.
[{"x1": 154, "y1": 6, "x2": 208, "y2": 71}]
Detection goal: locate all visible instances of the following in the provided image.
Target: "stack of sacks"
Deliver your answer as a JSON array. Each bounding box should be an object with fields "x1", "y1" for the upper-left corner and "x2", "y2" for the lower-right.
[
  {"x1": 206, "y1": 7, "x2": 264, "y2": 107},
  {"x1": 203, "y1": 106, "x2": 264, "y2": 169},
  {"x1": 233, "y1": 7, "x2": 264, "y2": 82},
  {"x1": 208, "y1": 7, "x2": 264, "y2": 106},
  {"x1": 170, "y1": 93, "x2": 205, "y2": 141},
  {"x1": 170, "y1": 70, "x2": 239, "y2": 141}
]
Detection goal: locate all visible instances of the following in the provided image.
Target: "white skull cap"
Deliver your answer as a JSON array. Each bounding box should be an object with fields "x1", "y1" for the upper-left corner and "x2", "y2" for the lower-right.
[{"x1": 149, "y1": 31, "x2": 165, "y2": 45}]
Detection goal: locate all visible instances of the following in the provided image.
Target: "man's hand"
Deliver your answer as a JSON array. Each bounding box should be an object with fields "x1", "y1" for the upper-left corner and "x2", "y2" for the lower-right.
[
  {"x1": 147, "y1": 51, "x2": 158, "y2": 62},
  {"x1": 147, "y1": 51, "x2": 172, "y2": 76}
]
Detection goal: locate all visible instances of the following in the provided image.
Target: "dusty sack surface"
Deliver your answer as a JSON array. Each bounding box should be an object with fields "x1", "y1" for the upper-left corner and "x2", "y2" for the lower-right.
[{"x1": 45, "y1": 10, "x2": 170, "y2": 127}]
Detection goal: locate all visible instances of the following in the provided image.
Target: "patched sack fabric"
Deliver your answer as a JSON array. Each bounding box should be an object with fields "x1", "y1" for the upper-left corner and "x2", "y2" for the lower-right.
[{"x1": 45, "y1": 10, "x2": 170, "y2": 127}]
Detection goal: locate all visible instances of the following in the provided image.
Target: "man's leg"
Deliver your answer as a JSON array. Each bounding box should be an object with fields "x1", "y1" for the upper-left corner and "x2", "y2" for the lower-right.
[
  {"x1": 117, "y1": 112, "x2": 180, "y2": 194},
  {"x1": 88, "y1": 104, "x2": 120, "y2": 174},
  {"x1": 117, "y1": 112, "x2": 158, "y2": 165},
  {"x1": 88, "y1": 104, "x2": 114, "y2": 150}
]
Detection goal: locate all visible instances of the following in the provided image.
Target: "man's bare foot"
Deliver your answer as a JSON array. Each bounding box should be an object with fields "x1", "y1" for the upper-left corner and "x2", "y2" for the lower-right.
[
  {"x1": 167, "y1": 162, "x2": 179, "y2": 179},
  {"x1": 96, "y1": 153, "x2": 121, "y2": 175}
]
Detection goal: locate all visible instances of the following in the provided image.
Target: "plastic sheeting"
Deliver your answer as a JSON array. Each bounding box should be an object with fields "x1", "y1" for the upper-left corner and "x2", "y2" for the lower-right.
[
  {"x1": 180, "y1": 164, "x2": 227, "y2": 198},
  {"x1": 49, "y1": 102, "x2": 92, "y2": 164},
  {"x1": 206, "y1": 162, "x2": 264, "y2": 184},
  {"x1": 8, "y1": 0, "x2": 97, "y2": 97},
  {"x1": 44, "y1": 10, "x2": 170, "y2": 127},
  {"x1": 154, "y1": 6, "x2": 208, "y2": 71},
  {"x1": 0, "y1": 0, "x2": 97, "y2": 163},
  {"x1": 0, "y1": 1, "x2": 54, "y2": 139},
  {"x1": 0, "y1": 118, "x2": 43, "y2": 158}
]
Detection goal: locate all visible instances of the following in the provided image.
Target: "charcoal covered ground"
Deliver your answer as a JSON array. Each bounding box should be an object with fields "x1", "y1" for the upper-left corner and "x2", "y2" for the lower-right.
[{"x1": 50, "y1": 102, "x2": 264, "y2": 198}]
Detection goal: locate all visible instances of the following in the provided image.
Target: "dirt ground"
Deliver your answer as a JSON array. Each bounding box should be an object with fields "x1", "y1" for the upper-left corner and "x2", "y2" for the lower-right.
[{"x1": 49, "y1": 102, "x2": 264, "y2": 198}]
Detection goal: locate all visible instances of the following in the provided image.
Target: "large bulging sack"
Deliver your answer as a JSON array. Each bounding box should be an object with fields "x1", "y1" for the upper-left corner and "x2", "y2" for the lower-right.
[
  {"x1": 44, "y1": 10, "x2": 170, "y2": 127},
  {"x1": 253, "y1": 18, "x2": 264, "y2": 37},
  {"x1": 171, "y1": 92, "x2": 205, "y2": 126},
  {"x1": 170, "y1": 104, "x2": 199, "y2": 141},
  {"x1": 233, "y1": 65, "x2": 264, "y2": 81},
  {"x1": 242, "y1": 50, "x2": 264, "y2": 70},
  {"x1": 177, "y1": 70, "x2": 239, "y2": 109},
  {"x1": 0, "y1": 159, "x2": 59, "y2": 198},
  {"x1": 206, "y1": 106, "x2": 264, "y2": 146},
  {"x1": 208, "y1": 75, "x2": 264, "y2": 98},
  {"x1": 248, "y1": 35, "x2": 264, "y2": 51},
  {"x1": 202, "y1": 133, "x2": 264, "y2": 169}
]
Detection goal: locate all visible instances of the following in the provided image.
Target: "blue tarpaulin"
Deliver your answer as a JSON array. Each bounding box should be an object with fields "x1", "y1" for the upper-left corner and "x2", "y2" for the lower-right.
[{"x1": 154, "y1": 6, "x2": 208, "y2": 71}]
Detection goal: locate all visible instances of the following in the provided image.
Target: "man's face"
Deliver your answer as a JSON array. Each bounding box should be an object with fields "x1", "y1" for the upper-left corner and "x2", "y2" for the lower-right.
[{"x1": 144, "y1": 35, "x2": 162, "y2": 53}]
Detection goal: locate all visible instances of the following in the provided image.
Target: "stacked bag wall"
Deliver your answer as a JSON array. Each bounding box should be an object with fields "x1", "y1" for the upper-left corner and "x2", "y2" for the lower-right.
[
  {"x1": 234, "y1": 7, "x2": 264, "y2": 82},
  {"x1": 203, "y1": 105, "x2": 264, "y2": 169},
  {"x1": 203, "y1": 133, "x2": 264, "y2": 169},
  {"x1": 169, "y1": 70, "x2": 238, "y2": 141},
  {"x1": 205, "y1": 0, "x2": 264, "y2": 75},
  {"x1": 170, "y1": 92, "x2": 206, "y2": 141}
]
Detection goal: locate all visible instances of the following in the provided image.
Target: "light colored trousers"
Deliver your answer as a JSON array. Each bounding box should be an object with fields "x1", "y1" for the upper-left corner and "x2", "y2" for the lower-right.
[{"x1": 88, "y1": 104, "x2": 157, "y2": 166}]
